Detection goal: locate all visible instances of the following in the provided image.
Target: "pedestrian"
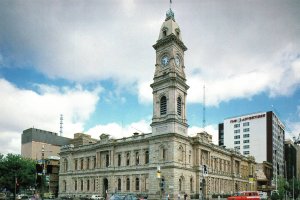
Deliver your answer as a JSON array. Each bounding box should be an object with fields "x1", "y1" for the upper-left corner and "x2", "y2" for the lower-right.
[
  {"x1": 177, "y1": 193, "x2": 181, "y2": 200},
  {"x1": 184, "y1": 193, "x2": 187, "y2": 200}
]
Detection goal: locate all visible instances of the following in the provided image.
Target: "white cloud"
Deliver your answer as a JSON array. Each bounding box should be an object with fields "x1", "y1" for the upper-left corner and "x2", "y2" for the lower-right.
[
  {"x1": 86, "y1": 119, "x2": 151, "y2": 139},
  {"x1": 0, "y1": 78, "x2": 101, "y2": 154},
  {"x1": 0, "y1": 1, "x2": 300, "y2": 107}
]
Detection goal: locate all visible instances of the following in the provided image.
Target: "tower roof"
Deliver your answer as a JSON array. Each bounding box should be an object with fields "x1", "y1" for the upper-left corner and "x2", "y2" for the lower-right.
[{"x1": 158, "y1": 8, "x2": 182, "y2": 41}]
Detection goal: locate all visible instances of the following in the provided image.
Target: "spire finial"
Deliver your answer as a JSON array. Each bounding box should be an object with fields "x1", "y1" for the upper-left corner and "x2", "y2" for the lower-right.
[{"x1": 165, "y1": 0, "x2": 175, "y2": 21}]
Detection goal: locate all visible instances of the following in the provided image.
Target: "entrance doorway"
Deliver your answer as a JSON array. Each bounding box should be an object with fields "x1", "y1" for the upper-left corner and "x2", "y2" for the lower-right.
[{"x1": 103, "y1": 178, "x2": 108, "y2": 197}]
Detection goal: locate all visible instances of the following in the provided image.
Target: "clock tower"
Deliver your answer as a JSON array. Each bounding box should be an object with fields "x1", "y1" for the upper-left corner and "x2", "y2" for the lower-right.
[{"x1": 151, "y1": 9, "x2": 189, "y2": 136}]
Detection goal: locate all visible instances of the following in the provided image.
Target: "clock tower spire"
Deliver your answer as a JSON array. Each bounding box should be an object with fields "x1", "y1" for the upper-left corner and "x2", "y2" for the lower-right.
[{"x1": 150, "y1": 9, "x2": 189, "y2": 136}]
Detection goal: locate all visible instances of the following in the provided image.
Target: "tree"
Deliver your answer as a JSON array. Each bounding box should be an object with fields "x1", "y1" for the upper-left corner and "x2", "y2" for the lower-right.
[{"x1": 0, "y1": 154, "x2": 36, "y2": 196}]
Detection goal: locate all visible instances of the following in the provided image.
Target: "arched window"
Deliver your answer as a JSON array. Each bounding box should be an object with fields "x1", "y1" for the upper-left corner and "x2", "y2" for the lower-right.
[
  {"x1": 190, "y1": 177, "x2": 193, "y2": 192},
  {"x1": 118, "y1": 178, "x2": 121, "y2": 191},
  {"x1": 63, "y1": 158, "x2": 68, "y2": 172},
  {"x1": 74, "y1": 180, "x2": 77, "y2": 191},
  {"x1": 87, "y1": 179, "x2": 90, "y2": 191},
  {"x1": 179, "y1": 177, "x2": 184, "y2": 192},
  {"x1": 135, "y1": 152, "x2": 139, "y2": 165},
  {"x1": 178, "y1": 146, "x2": 184, "y2": 161},
  {"x1": 81, "y1": 180, "x2": 83, "y2": 191},
  {"x1": 160, "y1": 96, "x2": 167, "y2": 115},
  {"x1": 126, "y1": 178, "x2": 130, "y2": 191},
  {"x1": 135, "y1": 178, "x2": 140, "y2": 191},
  {"x1": 145, "y1": 150, "x2": 149, "y2": 164},
  {"x1": 177, "y1": 97, "x2": 182, "y2": 116},
  {"x1": 179, "y1": 179, "x2": 182, "y2": 191},
  {"x1": 126, "y1": 152, "x2": 130, "y2": 166}
]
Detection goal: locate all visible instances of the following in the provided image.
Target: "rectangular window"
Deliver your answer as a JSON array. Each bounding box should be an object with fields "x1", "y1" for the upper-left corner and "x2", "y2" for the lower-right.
[
  {"x1": 234, "y1": 129, "x2": 240, "y2": 134},
  {"x1": 234, "y1": 135, "x2": 240, "y2": 139},
  {"x1": 234, "y1": 146, "x2": 240, "y2": 150},
  {"x1": 126, "y1": 153, "x2": 130, "y2": 166},
  {"x1": 234, "y1": 124, "x2": 240, "y2": 128},
  {"x1": 243, "y1": 122, "x2": 250, "y2": 126},
  {"x1": 118, "y1": 154, "x2": 121, "y2": 166},
  {"x1": 244, "y1": 145, "x2": 250, "y2": 149},
  {"x1": 93, "y1": 156, "x2": 96, "y2": 169},
  {"x1": 80, "y1": 158, "x2": 83, "y2": 170},
  {"x1": 243, "y1": 134, "x2": 250, "y2": 138},
  {"x1": 243, "y1": 151, "x2": 250, "y2": 155},
  {"x1": 243, "y1": 140, "x2": 250, "y2": 143},
  {"x1": 234, "y1": 141, "x2": 240, "y2": 144},
  {"x1": 74, "y1": 159, "x2": 78, "y2": 170},
  {"x1": 243, "y1": 128, "x2": 250, "y2": 132},
  {"x1": 86, "y1": 158, "x2": 90, "y2": 170}
]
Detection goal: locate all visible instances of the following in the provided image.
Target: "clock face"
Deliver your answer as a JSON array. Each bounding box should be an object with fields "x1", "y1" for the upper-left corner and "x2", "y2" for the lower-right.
[
  {"x1": 175, "y1": 56, "x2": 180, "y2": 67},
  {"x1": 161, "y1": 55, "x2": 169, "y2": 67}
]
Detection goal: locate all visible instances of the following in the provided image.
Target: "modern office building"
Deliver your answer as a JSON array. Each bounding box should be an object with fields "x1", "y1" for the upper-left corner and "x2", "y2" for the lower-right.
[
  {"x1": 21, "y1": 128, "x2": 72, "y2": 160},
  {"x1": 59, "y1": 9, "x2": 257, "y2": 200},
  {"x1": 218, "y1": 111, "x2": 285, "y2": 178}
]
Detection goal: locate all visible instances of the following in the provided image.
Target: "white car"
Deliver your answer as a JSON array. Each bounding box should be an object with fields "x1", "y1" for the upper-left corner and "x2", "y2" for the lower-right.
[{"x1": 90, "y1": 195, "x2": 104, "y2": 200}]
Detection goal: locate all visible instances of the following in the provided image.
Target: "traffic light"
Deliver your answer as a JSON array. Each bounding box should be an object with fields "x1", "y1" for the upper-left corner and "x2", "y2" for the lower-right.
[
  {"x1": 36, "y1": 164, "x2": 43, "y2": 173},
  {"x1": 160, "y1": 178, "x2": 165, "y2": 191}
]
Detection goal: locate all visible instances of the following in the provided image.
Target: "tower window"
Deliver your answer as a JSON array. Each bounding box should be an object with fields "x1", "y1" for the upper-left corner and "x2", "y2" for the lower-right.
[
  {"x1": 160, "y1": 96, "x2": 167, "y2": 115},
  {"x1": 163, "y1": 30, "x2": 167, "y2": 37},
  {"x1": 177, "y1": 97, "x2": 182, "y2": 116}
]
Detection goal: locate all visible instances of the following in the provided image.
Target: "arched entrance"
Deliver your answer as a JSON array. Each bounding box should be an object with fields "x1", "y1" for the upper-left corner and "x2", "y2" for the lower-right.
[{"x1": 103, "y1": 178, "x2": 108, "y2": 197}]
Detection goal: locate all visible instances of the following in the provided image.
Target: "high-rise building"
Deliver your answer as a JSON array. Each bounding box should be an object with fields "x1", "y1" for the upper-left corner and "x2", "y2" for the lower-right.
[{"x1": 218, "y1": 111, "x2": 285, "y2": 178}]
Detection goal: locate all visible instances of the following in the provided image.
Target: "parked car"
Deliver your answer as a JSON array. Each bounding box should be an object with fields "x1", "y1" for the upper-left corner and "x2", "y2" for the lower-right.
[
  {"x1": 227, "y1": 191, "x2": 260, "y2": 200},
  {"x1": 123, "y1": 194, "x2": 138, "y2": 200},
  {"x1": 90, "y1": 195, "x2": 104, "y2": 200},
  {"x1": 109, "y1": 194, "x2": 125, "y2": 200}
]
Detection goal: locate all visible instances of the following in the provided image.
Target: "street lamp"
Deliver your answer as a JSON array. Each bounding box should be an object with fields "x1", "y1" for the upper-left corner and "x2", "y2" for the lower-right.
[{"x1": 157, "y1": 166, "x2": 162, "y2": 200}]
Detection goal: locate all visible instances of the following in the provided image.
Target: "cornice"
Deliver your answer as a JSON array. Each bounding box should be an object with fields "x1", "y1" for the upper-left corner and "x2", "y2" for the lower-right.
[{"x1": 153, "y1": 34, "x2": 187, "y2": 51}]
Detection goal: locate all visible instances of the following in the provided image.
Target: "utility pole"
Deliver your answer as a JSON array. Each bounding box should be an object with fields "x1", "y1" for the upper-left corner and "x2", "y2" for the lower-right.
[{"x1": 41, "y1": 145, "x2": 45, "y2": 199}]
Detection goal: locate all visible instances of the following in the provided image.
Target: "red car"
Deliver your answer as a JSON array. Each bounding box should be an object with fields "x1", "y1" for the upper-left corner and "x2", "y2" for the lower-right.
[{"x1": 227, "y1": 191, "x2": 260, "y2": 200}]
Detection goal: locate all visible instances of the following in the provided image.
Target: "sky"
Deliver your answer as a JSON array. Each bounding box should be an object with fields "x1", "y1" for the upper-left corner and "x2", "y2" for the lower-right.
[{"x1": 0, "y1": 0, "x2": 300, "y2": 155}]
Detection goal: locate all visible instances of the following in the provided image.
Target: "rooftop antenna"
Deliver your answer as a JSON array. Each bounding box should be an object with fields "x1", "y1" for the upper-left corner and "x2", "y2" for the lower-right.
[
  {"x1": 60, "y1": 114, "x2": 63, "y2": 136},
  {"x1": 202, "y1": 84, "x2": 206, "y2": 131},
  {"x1": 169, "y1": 0, "x2": 172, "y2": 9}
]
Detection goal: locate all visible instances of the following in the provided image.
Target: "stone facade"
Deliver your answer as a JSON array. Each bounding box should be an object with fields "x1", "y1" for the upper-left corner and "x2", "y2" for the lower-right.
[
  {"x1": 59, "y1": 132, "x2": 256, "y2": 199},
  {"x1": 58, "y1": 9, "x2": 257, "y2": 200}
]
